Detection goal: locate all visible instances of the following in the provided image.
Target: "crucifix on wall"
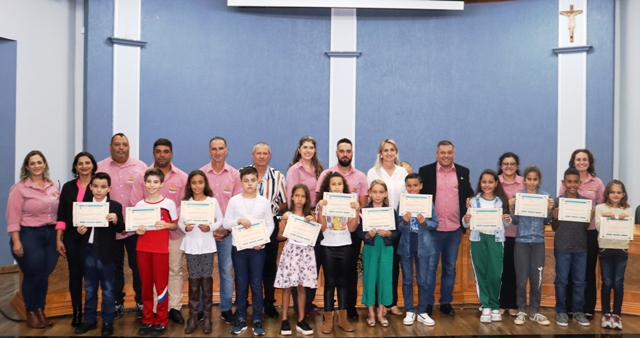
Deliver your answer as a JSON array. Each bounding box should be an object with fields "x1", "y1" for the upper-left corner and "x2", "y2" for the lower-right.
[{"x1": 560, "y1": 4, "x2": 583, "y2": 43}]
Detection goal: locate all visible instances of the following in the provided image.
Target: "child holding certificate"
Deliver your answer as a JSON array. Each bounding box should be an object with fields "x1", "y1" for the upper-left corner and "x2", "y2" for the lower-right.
[
  {"x1": 274, "y1": 184, "x2": 316, "y2": 336},
  {"x1": 397, "y1": 173, "x2": 438, "y2": 327},
  {"x1": 316, "y1": 172, "x2": 359, "y2": 334},
  {"x1": 74, "y1": 172, "x2": 125, "y2": 337},
  {"x1": 223, "y1": 166, "x2": 274, "y2": 336},
  {"x1": 178, "y1": 170, "x2": 223, "y2": 334},
  {"x1": 462, "y1": 169, "x2": 511, "y2": 324},
  {"x1": 509, "y1": 165, "x2": 554, "y2": 326},
  {"x1": 357, "y1": 179, "x2": 399, "y2": 327},
  {"x1": 134, "y1": 168, "x2": 179, "y2": 337},
  {"x1": 595, "y1": 179, "x2": 632, "y2": 330}
]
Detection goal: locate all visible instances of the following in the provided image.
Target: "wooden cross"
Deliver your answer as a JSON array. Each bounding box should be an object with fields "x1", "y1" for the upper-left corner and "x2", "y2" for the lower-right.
[{"x1": 560, "y1": 4, "x2": 583, "y2": 43}]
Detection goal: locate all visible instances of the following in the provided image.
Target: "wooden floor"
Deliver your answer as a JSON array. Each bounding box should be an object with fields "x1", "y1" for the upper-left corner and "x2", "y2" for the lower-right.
[{"x1": 1, "y1": 271, "x2": 640, "y2": 337}]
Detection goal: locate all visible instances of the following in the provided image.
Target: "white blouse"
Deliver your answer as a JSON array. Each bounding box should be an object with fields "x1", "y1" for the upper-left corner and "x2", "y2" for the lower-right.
[
  {"x1": 178, "y1": 196, "x2": 223, "y2": 254},
  {"x1": 366, "y1": 165, "x2": 408, "y2": 210}
]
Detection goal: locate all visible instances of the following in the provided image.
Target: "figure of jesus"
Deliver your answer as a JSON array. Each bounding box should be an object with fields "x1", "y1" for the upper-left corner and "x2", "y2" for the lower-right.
[{"x1": 560, "y1": 4, "x2": 583, "y2": 43}]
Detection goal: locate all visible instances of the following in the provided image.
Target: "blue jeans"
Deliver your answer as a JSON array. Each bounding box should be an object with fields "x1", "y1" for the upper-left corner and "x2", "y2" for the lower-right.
[
  {"x1": 426, "y1": 228, "x2": 461, "y2": 305},
  {"x1": 554, "y1": 250, "x2": 586, "y2": 314},
  {"x1": 400, "y1": 254, "x2": 429, "y2": 313},
  {"x1": 11, "y1": 225, "x2": 59, "y2": 312},
  {"x1": 600, "y1": 249, "x2": 627, "y2": 315},
  {"x1": 216, "y1": 235, "x2": 234, "y2": 311},
  {"x1": 232, "y1": 246, "x2": 266, "y2": 322},
  {"x1": 83, "y1": 245, "x2": 116, "y2": 324}
]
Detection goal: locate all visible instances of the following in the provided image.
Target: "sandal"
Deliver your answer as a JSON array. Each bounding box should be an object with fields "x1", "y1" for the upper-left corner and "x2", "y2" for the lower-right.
[
  {"x1": 388, "y1": 306, "x2": 403, "y2": 316},
  {"x1": 377, "y1": 314, "x2": 389, "y2": 327},
  {"x1": 367, "y1": 316, "x2": 376, "y2": 327}
]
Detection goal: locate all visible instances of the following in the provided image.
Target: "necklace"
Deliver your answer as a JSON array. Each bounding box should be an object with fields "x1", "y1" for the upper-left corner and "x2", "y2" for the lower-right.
[{"x1": 243, "y1": 197, "x2": 256, "y2": 219}]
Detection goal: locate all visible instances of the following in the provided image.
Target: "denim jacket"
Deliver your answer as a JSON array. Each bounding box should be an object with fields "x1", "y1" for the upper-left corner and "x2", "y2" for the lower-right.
[
  {"x1": 357, "y1": 204, "x2": 400, "y2": 246},
  {"x1": 462, "y1": 193, "x2": 510, "y2": 242},
  {"x1": 396, "y1": 204, "x2": 439, "y2": 258},
  {"x1": 510, "y1": 188, "x2": 553, "y2": 243}
]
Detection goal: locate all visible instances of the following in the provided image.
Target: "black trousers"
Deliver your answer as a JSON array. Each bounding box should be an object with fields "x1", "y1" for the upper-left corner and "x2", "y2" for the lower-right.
[
  {"x1": 322, "y1": 245, "x2": 351, "y2": 311},
  {"x1": 63, "y1": 235, "x2": 84, "y2": 308},
  {"x1": 499, "y1": 236, "x2": 518, "y2": 309},
  {"x1": 565, "y1": 229, "x2": 599, "y2": 314},
  {"x1": 263, "y1": 216, "x2": 280, "y2": 307},
  {"x1": 114, "y1": 234, "x2": 142, "y2": 305},
  {"x1": 346, "y1": 232, "x2": 362, "y2": 309}
]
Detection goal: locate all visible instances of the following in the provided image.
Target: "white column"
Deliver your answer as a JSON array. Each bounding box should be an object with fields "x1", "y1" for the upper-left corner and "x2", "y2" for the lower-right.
[
  {"x1": 555, "y1": 0, "x2": 588, "y2": 192},
  {"x1": 74, "y1": 0, "x2": 84, "y2": 154},
  {"x1": 328, "y1": 8, "x2": 358, "y2": 167},
  {"x1": 112, "y1": 0, "x2": 142, "y2": 159}
]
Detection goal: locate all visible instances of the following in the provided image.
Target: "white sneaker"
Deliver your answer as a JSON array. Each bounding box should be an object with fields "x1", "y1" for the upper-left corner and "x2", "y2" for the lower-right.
[
  {"x1": 403, "y1": 312, "x2": 415, "y2": 325},
  {"x1": 514, "y1": 312, "x2": 527, "y2": 325},
  {"x1": 530, "y1": 313, "x2": 551, "y2": 326},
  {"x1": 491, "y1": 309, "x2": 502, "y2": 322},
  {"x1": 417, "y1": 313, "x2": 435, "y2": 326},
  {"x1": 480, "y1": 308, "x2": 491, "y2": 323}
]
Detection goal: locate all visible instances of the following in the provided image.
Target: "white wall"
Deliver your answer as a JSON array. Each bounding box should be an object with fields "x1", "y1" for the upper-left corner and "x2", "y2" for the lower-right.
[
  {"x1": 0, "y1": 0, "x2": 80, "y2": 183},
  {"x1": 616, "y1": 0, "x2": 640, "y2": 210}
]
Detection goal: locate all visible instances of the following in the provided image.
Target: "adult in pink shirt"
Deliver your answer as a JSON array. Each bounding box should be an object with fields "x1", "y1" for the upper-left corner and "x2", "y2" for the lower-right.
[
  {"x1": 199, "y1": 136, "x2": 242, "y2": 324},
  {"x1": 558, "y1": 149, "x2": 605, "y2": 319},
  {"x1": 286, "y1": 136, "x2": 324, "y2": 208},
  {"x1": 316, "y1": 138, "x2": 368, "y2": 319},
  {"x1": 6, "y1": 150, "x2": 60, "y2": 329},
  {"x1": 418, "y1": 140, "x2": 474, "y2": 317},
  {"x1": 496, "y1": 152, "x2": 524, "y2": 317},
  {"x1": 96, "y1": 133, "x2": 148, "y2": 317},
  {"x1": 130, "y1": 138, "x2": 188, "y2": 324}
]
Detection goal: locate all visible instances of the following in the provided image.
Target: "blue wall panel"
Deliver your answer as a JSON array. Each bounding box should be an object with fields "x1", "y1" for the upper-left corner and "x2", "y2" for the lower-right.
[
  {"x1": 356, "y1": 1, "x2": 562, "y2": 193},
  {"x1": 138, "y1": 0, "x2": 330, "y2": 173},
  {"x1": 0, "y1": 38, "x2": 17, "y2": 265}
]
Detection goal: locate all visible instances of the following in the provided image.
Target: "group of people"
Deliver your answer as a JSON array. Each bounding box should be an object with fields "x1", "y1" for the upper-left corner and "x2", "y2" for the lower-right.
[{"x1": 6, "y1": 134, "x2": 636, "y2": 337}]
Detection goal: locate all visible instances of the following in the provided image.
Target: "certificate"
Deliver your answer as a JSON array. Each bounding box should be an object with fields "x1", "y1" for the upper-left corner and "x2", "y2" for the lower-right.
[
  {"x1": 181, "y1": 200, "x2": 217, "y2": 225},
  {"x1": 514, "y1": 193, "x2": 549, "y2": 218},
  {"x1": 469, "y1": 208, "x2": 503, "y2": 231},
  {"x1": 558, "y1": 198, "x2": 592, "y2": 222},
  {"x1": 399, "y1": 193, "x2": 433, "y2": 218},
  {"x1": 322, "y1": 192, "x2": 356, "y2": 218},
  {"x1": 125, "y1": 206, "x2": 161, "y2": 231},
  {"x1": 599, "y1": 217, "x2": 635, "y2": 241},
  {"x1": 232, "y1": 219, "x2": 271, "y2": 251},
  {"x1": 73, "y1": 202, "x2": 109, "y2": 227},
  {"x1": 362, "y1": 207, "x2": 396, "y2": 231},
  {"x1": 282, "y1": 214, "x2": 321, "y2": 246}
]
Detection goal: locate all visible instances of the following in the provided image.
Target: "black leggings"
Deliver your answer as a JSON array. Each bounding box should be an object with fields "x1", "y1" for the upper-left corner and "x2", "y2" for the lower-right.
[{"x1": 322, "y1": 245, "x2": 351, "y2": 311}]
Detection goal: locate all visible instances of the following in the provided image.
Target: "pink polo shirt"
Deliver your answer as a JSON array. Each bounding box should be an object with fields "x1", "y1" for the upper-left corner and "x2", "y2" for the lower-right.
[
  {"x1": 130, "y1": 163, "x2": 188, "y2": 239},
  {"x1": 435, "y1": 163, "x2": 460, "y2": 232},
  {"x1": 286, "y1": 161, "x2": 320, "y2": 207},
  {"x1": 6, "y1": 178, "x2": 60, "y2": 233},
  {"x1": 97, "y1": 156, "x2": 148, "y2": 239},
  {"x1": 199, "y1": 162, "x2": 242, "y2": 214},
  {"x1": 316, "y1": 164, "x2": 368, "y2": 198},
  {"x1": 559, "y1": 173, "x2": 604, "y2": 230},
  {"x1": 500, "y1": 174, "x2": 524, "y2": 237}
]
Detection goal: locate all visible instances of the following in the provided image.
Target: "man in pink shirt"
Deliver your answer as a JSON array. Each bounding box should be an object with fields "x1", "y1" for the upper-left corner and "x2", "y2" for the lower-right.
[
  {"x1": 418, "y1": 140, "x2": 474, "y2": 317},
  {"x1": 96, "y1": 133, "x2": 148, "y2": 319},
  {"x1": 199, "y1": 136, "x2": 242, "y2": 324},
  {"x1": 129, "y1": 138, "x2": 188, "y2": 325},
  {"x1": 315, "y1": 138, "x2": 368, "y2": 319}
]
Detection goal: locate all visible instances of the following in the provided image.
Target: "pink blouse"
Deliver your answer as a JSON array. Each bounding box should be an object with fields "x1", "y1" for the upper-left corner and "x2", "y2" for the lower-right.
[{"x1": 6, "y1": 178, "x2": 60, "y2": 233}]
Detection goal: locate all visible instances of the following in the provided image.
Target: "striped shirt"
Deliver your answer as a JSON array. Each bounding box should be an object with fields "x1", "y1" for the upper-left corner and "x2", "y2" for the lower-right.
[{"x1": 250, "y1": 165, "x2": 287, "y2": 215}]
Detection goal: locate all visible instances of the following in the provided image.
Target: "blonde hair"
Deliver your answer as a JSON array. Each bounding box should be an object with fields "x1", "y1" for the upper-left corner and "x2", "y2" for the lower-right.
[
  {"x1": 20, "y1": 150, "x2": 51, "y2": 182},
  {"x1": 373, "y1": 138, "x2": 400, "y2": 171},
  {"x1": 367, "y1": 179, "x2": 390, "y2": 207}
]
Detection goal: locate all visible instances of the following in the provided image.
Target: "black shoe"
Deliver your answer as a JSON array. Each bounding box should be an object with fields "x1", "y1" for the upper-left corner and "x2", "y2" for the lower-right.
[
  {"x1": 426, "y1": 304, "x2": 433, "y2": 316},
  {"x1": 169, "y1": 308, "x2": 185, "y2": 324},
  {"x1": 197, "y1": 310, "x2": 204, "y2": 323},
  {"x1": 439, "y1": 303, "x2": 455, "y2": 316},
  {"x1": 137, "y1": 323, "x2": 153, "y2": 336},
  {"x1": 115, "y1": 303, "x2": 125, "y2": 319},
  {"x1": 101, "y1": 323, "x2": 114, "y2": 337},
  {"x1": 150, "y1": 324, "x2": 167, "y2": 337},
  {"x1": 74, "y1": 322, "x2": 97, "y2": 334},
  {"x1": 71, "y1": 306, "x2": 82, "y2": 327},
  {"x1": 296, "y1": 320, "x2": 314, "y2": 335},
  {"x1": 346, "y1": 307, "x2": 359, "y2": 319},
  {"x1": 265, "y1": 305, "x2": 279, "y2": 318},
  {"x1": 280, "y1": 320, "x2": 292, "y2": 335},
  {"x1": 221, "y1": 309, "x2": 235, "y2": 324},
  {"x1": 136, "y1": 303, "x2": 143, "y2": 319}
]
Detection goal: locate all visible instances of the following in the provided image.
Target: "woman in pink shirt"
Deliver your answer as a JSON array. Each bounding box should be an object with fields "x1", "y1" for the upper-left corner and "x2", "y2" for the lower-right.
[
  {"x1": 55, "y1": 151, "x2": 98, "y2": 327},
  {"x1": 286, "y1": 136, "x2": 324, "y2": 208},
  {"x1": 6, "y1": 150, "x2": 60, "y2": 329}
]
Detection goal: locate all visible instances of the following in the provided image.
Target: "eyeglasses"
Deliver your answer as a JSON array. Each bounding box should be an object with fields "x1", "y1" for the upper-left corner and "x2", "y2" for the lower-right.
[{"x1": 502, "y1": 162, "x2": 517, "y2": 167}]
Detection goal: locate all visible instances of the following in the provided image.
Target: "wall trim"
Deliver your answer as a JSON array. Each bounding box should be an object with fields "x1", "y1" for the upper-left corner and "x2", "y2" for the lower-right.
[
  {"x1": 108, "y1": 37, "x2": 147, "y2": 47},
  {"x1": 325, "y1": 51, "x2": 361, "y2": 58},
  {"x1": 552, "y1": 45, "x2": 592, "y2": 54}
]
